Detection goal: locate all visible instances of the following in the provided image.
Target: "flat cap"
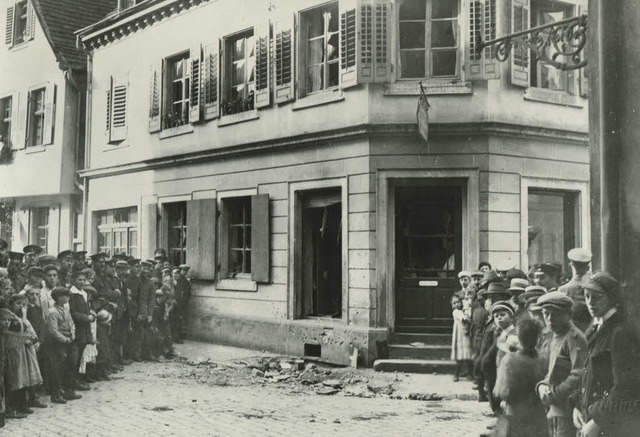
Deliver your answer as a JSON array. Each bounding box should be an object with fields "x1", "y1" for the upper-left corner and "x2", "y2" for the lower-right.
[
  {"x1": 90, "y1": 252, "x2": 108, "y2": 261},
  {"x1": 57, "y1": 250, "x2": 75, "y2": 260},
  {"x1": 537, "y1": 291, "x2": 573, "y2": 312},
  {"x1": 535, "y1": 262, "x2": 563, "y2": 277},
  {"x1": 23, "y1": 245, "x2": 43, "y2": 255},
  {"x1": 457, "y1": 271, "x2": 471, "y2": 279},
  {"x1": 470, "y1": 270, "x2": 484, "y2": 278},
  {"x1": 179, "y1": 264, "x2": 191, "y2": 270},
  {"x1": 42, "y1": 264, "x2": 58, "y2": 273},
  {"x1": 491, "y1": 300, "x2": 515, "y2": 316},
  {"x1": 161, "y1": 267, "x2": 171, "y2": 273},
  {"x1": 8, "y1": 251, "x2": 24, "y2": 260},
  {"x1": 517, "y1": 285, "x2": 547, "y2": 305},
  {"x1": 128, "y1": 258, "x2": 141, "y2": 266},
  {"x1": 171, "y1": 267, "x2": 181, "y2": 272},
  {"x1": 568, "y1": 248, "x2": 592, "y2": 263},
  {"x1": 27, "y1": 266, "x2": 45, "y2": 276},
  {"x1": 581, "y1": 271, "x2": 621, "y2": 302},
  {"x1": 115, "y1": 260, "x2": 129, "y2": 268},
  {"x1": 155, "y1": 289, "x2": 164, "y2": 296},
  {"x1": 140, "y1": 260, "x2": 154, "y2": 268},
  {"x1": 37, "y1": 254, "x2": 57, "y2": 266}
]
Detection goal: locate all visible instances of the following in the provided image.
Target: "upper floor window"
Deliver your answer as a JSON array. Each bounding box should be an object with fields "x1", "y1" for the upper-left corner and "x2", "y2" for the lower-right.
[
  {"x1": 163, "y1": 52, "x2": 191, "y2": 128},
  {"x1": 222, "y1": 30, "x2": 255, "y2": 115},
  {"x1": 5, "y1": 0, "x2": 34, "y2": 47},
  {"x1": 29, "y1": 88, "x2": 45, "y2": 147},
  {"x1": 0, "y1": 96, "x2": 12, "y2": 144},
  {"x1": 300, "y1": 3, "x2": 340, "y2": 95},
  {"x1": 398, "y1": 0, "x2": 460, "y2": 79}
]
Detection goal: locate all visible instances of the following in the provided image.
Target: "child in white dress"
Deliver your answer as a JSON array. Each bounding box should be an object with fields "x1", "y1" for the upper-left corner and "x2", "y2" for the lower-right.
[{"x1": 450, "y1": 295, "x2": 473, "y2": 382}]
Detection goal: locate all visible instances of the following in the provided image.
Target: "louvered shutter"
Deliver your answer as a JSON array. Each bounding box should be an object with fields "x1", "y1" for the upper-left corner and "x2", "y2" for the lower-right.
[
  {"x1": 339, "y1": 0, "x2": 359, "y2": 89},
  {"x1": 251, "y1": 194, "x2": 270, "y2": 283},
  {"x1": 110, "y1": 75, "x2": 128, "y2": 142},
  {"x1": 186, "y1": 199, "x2": 217, "y2": 281},
  {"x1": 465, "y1": 0, "x2": 500, "y2": 81},
  {"x1": 203, "y1": 43, "x2": 219, "y2": 120},
  {"x1": 19, "y1": 91, "x2": 29, "y2": 149},
  {"x1": 148, "y1": 63, "x2": 162, "y2": 132},
  {"x1": 254, "y1": 20, "x2": 271, "y2": 109},
  {"x1": 482, "y1": 0, "x2": 499, "y2": 79},
  {"x1": 5, "y1": 6, "x2": 14, "y2": 46},
  {"x1": 359, "y1": 0, "x2": 374, "y2": 83},
  {"x1": 10, "y1": 92, "x2": 21, "y2": 150},
  {"x1": 105, "y1": 82, "x2": 111, "y2": 136},
  {"x1": 42, "y1": 83, "x2": 56, "y2": 145},
  {"x1": 510, "y1": 0, "x2": 530, "y2": 87},
  {"x1": 189, "y1": 44, "x2": 202, "y2": 123},
  {"x1": 273, "y1": 15, "x2": 294, "y2": 104},
  {"x1": 26, "y1": 2, "x2": 35, "y2": 40},
  {"x1": 372, "y1": 0, "x2": 393, "y2": 82}
]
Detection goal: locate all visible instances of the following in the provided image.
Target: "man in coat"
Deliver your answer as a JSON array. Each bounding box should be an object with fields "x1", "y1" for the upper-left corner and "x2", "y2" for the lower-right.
[
  {"x1": 134, "y1": 261, "x2": 156, "y2": 362},
  {"x1": 572, "y1": 272, "x2": 640, "y2": 437}
]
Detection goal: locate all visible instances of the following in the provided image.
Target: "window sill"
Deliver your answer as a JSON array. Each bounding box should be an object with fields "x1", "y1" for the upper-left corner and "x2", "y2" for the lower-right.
[
  {"x1": 24, "y1": 145, "x2": 46, "y2": 154},
  {"x1": 523, "y1": 87, "x2": 584, "y2": 108},
  {"x1": 103, "y1": 141, "x2": 130, "y2": 152},
  {"x1": 10, "y1": 42, "x2": 28, "y2": 52},
  {"x1": 292, "y1": 90, "x2": 345, "y2": 111},
  {"x1": 159, "y1": 124, "x2": 194, "y2": 139},
  {"x1": 218, "y1": 110, "x2": 259, "y2": 127},
  {"x1": 384, "y1": 80, "x2": 473, "y2": 96},
  {"x1": 216, "y1": 277, "x2": 258, "y2": 292}
]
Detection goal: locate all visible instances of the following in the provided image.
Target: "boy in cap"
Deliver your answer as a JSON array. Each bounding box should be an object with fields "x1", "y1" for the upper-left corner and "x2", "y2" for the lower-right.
[
  {"x1": 535, "y1": 291, "x2": 587, "y2": 437},
  {"x1": 491, "y1": 301, "x2": 519, "y2": 368},
  {"x1": 57, "y1": 250, "x2": 75, "y2": 287}
]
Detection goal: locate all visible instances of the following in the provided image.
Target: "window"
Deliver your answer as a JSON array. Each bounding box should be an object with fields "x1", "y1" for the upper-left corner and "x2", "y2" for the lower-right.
[
  {"x1": 96, "y1": 207, "x2": 138, "y2": 257},
  {"x1": 0, "y1": 96, "x2": 12, "y2": 144},
  {"x1": 166, "y1": 202, "x2": 187, "y2": 266},
  {"x1": 222, "y1": 30, "x2": 255, "y2": 115},
  {"x1": 28, "y1": 88, "x2": 45, "y2": 147},
  {"x1": 13, "y1": 1, "x2": 27, "y2": 44},
  {"x1": 31, "y1": 207, "x2": 49, "y2": 253},
  {"x1": 5, "y1": 0, "x2": 34, "y2": 47},
  {"x1": 398, "y1": 0, "x2": 459, "y2": 79},
  {"x1": 300, "y1": 3, "x2": 340, "y2": 95},
  {"x1": 527, "y1": 190, "x2": 578, "y2": 271},
  {"x1": 531, "y1": 1, "x2": 575, "y2": 92},
  {"x1": 163, "y1": 53, "x2": 190, "y2": 128},
  {"x1": 227, "y1": 197, "x2": 252, "y2": 275},
  {"x1": 106, "y1": 75, "x2": 129, "y2": 142}
]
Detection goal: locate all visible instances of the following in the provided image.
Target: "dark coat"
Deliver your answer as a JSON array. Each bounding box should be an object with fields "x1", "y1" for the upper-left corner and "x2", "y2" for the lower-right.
[
  {"x1": 136, "y1": 276, "x2": 156, "y2": 319},
  {"x1": 126, "y1": 275, "x2": 140, "y2": 318},
  {"x1": 69, "y1": 290, "x2": 93, "y2": 344},
  {"x1": 174, "y1": 276, "x2": 191, "y2": 309},
  {"x1": 471, "y1": 304, "x2": 489, "y2": 354},
  {"x1": 26, "y1": 304, "x2": 46, "y2": 342},
  {"x1": 577, "y1": 310, "x2": 640, "y2": 436}
]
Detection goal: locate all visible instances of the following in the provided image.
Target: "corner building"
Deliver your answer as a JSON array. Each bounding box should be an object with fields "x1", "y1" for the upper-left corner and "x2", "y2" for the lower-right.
[{"x1": 77, "y1": 0, "x2": 589, "y2": 366}]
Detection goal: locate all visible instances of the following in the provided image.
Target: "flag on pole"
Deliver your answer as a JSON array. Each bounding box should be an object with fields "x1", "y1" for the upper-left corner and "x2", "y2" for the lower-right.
[{"x1": 417, "y1": 82, "x2": 430, "y2": 144}]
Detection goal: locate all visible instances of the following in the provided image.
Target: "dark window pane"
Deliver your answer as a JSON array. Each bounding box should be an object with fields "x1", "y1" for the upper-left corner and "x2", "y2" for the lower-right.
[
  {"x1": 432, "y1": 50, "x2": 457, "y2": 76},
  {"x1": 245, "y1": 226, "x2": 252, "y2": 248},
  {"x1": 399, "y1": 0, "x2": 426, "y2": 20},
  {"x1": 400, "y1": 51, "x2": 425, "y2": 78},
  {"x1": 328, "y1": 62, "x2": 339, "y2": 88},
  {"x1": 230, "y1": 226, "x2": 244, "y2": 249},
  {"x1": 307, "y1": 9, "x2": 325, "y2": 38},
  {"x1": 244, "y1": 251, "x2": 251, "y2": 273},
  {"x1": 432, "y1": 0, "x2": 457, "y2": 19},
  {"x1": 399, "y1": 22, "x2": 425, "y2": 49},
  {"x1": 431, "y1": 21, "x2": 457, "y2": 48}
]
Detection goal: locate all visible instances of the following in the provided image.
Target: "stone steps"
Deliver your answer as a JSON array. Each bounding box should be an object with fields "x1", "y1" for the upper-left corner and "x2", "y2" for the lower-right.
[
  {"x1": 373, "y1": 359, "x2": 457, "y2": 374},
  {"x1": 388, "y1": 344, "x2": 451, "y2": 361}
]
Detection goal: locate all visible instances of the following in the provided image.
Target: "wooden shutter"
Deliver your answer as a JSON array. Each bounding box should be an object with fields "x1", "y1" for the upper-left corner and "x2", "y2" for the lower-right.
[
  {"x1": 141, "y1": 203, "x2": 158, "y2": 260},
  {"x1": 186, "y1": 199, "x2": 217, "y2": 281},
  {"x1": 43, "y1": 83, "x2": 56, "y2": 145},
  {"x1": 274, "y1": 15, "x2": 295, "y2": 104},
  {"x1": 26, "y1": 2, "x2": 35, "y2": 40},
  {"x1": 110, "y1": 75, "x2": 128, "y2": 142},
  {"x1": 218, "y1": 199, "x2": 229, "y2": 279},
  {"x1": 339, "y1": 0, "x2": 359, "y2": 89},
  {"x1": 465, "y1": 0, "x2": 500, "y2": 81},
  {"x1": 203, "y1": 43, "x2": 219, "y2": 120},
  {"x1": 10, "y1": 92, "x2": 21, "y2": 150},
  {"x1": 482, "y1": 0, "x2": 500, "y2": 79},
  {"x1": 5, "y1": 6, "x2": 14, "y2": 46},
  {"x1": 148, "y1": 63, "x2": 161, "y2": 132},
  {"x1": 254, "y1": 20, "x2": 271, "y2": 109},
  {"x1": 19, "y1": 91, "x2": 29, "y2": 149},
  {"x1": 359, "y1": 0, "x2": 374, "y2": 83},
  {"x1": 372, "y1": 0, "x2": 393, "y2": 82},
  {"x1": 189, "y1": 44, "x2": 202, "y2": 123},
  {"x1": 251, "y1": 194, "x2": 270, "y2": 283},
  {"x1": 510, "y1": 0, "x2": 530, "y2": 87},
  {"x1": 105, "y1": 82, "x2": 111, "y2": 136}
]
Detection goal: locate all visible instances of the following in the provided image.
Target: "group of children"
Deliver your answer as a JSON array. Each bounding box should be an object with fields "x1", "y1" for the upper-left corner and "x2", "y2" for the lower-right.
[{"x1": 0, "y1": 244, "x2": 193, "y2": 428}]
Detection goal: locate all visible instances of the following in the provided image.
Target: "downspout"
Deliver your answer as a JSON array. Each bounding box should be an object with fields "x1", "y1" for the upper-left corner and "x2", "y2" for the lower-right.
[
  {"x1": 63, "y1": 68, "x2": 83, "y2": 192},
  {"x1": 81, "y1": 52, "x2": 93, "y2": 251}
]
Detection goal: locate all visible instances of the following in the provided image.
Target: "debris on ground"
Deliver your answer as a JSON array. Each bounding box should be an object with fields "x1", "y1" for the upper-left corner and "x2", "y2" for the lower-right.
[
  {"x1": 408, "y1": 393, "x2": 443, "y2": 401},
  {"x1": 150, "y1": 406, "x2": 174, "y2": 412}
]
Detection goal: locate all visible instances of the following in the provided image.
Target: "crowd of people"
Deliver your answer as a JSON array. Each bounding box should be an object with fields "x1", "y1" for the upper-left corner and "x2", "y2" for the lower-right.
[
  {"x1": 0, "y1": 240, "x2": 192, "y2": 428},
  {"x1": 450, "y1": 249, "x2": 640, "y2": 437}
]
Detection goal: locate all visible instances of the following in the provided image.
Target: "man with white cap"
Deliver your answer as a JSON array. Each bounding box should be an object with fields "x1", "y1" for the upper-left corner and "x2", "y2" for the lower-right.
[{"x1": 558, "y1": 248, "x2": 591, "y2": 301}]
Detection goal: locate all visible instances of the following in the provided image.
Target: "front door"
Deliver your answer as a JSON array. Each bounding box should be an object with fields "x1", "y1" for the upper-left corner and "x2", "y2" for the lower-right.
[{"x1": 395, "y1": 185, "x2": 462, "y2": 333}]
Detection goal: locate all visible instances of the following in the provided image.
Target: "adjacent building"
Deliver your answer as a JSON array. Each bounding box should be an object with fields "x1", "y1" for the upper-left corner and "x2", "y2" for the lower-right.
[
  {"x1": 0, "y1": 0, "x2": 115, "y2": 253},
  {"x1": 76, "y1": 0, "x2": 589, "y2": 366}
]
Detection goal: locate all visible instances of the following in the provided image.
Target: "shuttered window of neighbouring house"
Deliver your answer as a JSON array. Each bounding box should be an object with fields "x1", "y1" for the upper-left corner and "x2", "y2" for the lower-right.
[
  {"x1": 110, "y1": 75, "x2": 128, "y2": 142},
  {"x1": 203, "y1": 43, "x2": 220, "y2": 120}
]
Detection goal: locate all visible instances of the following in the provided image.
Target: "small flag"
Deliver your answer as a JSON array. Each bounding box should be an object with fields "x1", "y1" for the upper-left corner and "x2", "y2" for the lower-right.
[{"x1": 417, "y1": 82, "x2": 430, "y2": 144}]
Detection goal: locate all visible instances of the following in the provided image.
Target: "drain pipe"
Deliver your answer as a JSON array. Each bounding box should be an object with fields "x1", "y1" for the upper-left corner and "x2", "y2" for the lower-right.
[{"x1": 80, "y1": 53, "x2": 93, "y2": 251}]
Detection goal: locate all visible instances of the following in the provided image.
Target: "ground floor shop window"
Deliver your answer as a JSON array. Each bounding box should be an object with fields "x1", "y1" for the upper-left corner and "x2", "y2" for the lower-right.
[
  {"x1": 96, "y1": 206, "x2": 138, "y2": 257},
  {"x1": 299, "y1": 188, "x2": 342, "y2": 319},
  {"x1": 527, "y1": 189, "x2": 578, "y2": 270}
]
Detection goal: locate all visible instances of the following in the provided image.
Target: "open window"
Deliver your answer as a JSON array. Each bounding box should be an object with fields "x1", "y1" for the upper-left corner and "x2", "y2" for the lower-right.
[
  {"x1": 164, "y1": 201, "x2": 187, "y2": 266},
  {"x1": 222, "y1": 29, "x2": 256, "y2": 115},
  {"x1": 5, "y1": 0, "x2": 35, "y2": 48},
  {"x1": 26, "y1": 83, "x2": 55, "y2": 147}
]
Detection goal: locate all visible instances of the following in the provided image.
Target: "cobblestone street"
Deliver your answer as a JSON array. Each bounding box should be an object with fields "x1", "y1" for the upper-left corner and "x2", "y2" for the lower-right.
[{"x1": 4, "y1": 343, "x2": 493, "y2": 436}]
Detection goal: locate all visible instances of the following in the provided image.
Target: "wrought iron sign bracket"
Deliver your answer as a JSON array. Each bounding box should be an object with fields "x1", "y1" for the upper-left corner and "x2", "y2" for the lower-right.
[{"x1": 479, "y1": 14, "x2": 588, "y2": 71}]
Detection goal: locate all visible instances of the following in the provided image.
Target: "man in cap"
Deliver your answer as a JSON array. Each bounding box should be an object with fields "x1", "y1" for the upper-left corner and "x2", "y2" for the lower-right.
[
  {"x1": 533, "y1": 263, "x2": 562, "y2": 292},
  {"x1": 572, "y1": 272, "x2": 640, "y2": 437},
  {"x1": 112, "y1": 261, "x2": 133, "y2": 366},
  {"x1": 57, "y1": 250, "x2": 75, "y2": 288},
  {"x1": 456, "y1": 271, "x2": 472, "y2": 297},
  {"x1": 558, "y1": 248, "x2": 591, "y2": 301},
  {"x1": 41, "y1": 264, "x2": 59, "y2": 312},
  {"x1": 131, "y1": 261, "x2": 156, "y2": 362},
  {"x1": 6, "y1": 251, "x2": 25, "y2": 291},
  {"x1": 124, "y1": 259, "x2": 140, "y2": 361},
  {"x1": 180, "y1": 264, "x2": 191, "y2": 282},
  {"x1": 535, "y1": 292, "x2": 587, "y2": 437},
  {"x1": 0, "y1": 238, "x2": 8, "y2": 268},
  {"x1": 172, "y1": 266, "x2": 191, "y2": 343}
]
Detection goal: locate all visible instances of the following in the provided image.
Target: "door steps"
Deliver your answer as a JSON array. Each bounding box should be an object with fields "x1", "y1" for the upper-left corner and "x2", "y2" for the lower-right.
[{"x1": 375, "y1": 332, "x2": 456, "y2": 374}]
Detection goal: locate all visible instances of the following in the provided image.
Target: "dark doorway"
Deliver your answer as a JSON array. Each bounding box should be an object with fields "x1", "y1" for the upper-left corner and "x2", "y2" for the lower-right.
[
  {"x1": 395, "y1": 184, "x2": 462, "y2": 333},
  {"x1": 300, "y1": 189, "x2": 343, "y2": 319}
]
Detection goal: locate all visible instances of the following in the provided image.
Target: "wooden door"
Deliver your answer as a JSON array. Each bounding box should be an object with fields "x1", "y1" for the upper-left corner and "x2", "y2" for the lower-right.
[{"x1": 395, "y1": 186, "x2": 462, "y2": 333}]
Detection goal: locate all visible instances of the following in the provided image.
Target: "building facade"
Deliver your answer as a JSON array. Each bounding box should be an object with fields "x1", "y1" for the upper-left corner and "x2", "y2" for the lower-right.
[
  {"x1": 0, "y1": 0, "x2": 115, "y2": 253},
  {"x1": 77, "y1": 0, "x2": 589, "y2": 365}
]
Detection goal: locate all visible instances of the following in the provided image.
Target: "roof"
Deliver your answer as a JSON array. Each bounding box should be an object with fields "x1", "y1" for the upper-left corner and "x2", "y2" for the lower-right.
[{"x1": 31, "y1": 0, "x2": 118, "y2": 70}]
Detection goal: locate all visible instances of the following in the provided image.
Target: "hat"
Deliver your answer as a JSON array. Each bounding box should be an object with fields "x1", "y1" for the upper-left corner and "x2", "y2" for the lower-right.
[
  {"x1": 457, "y1": 271, "x2": 471, "y2": 279},
  {"x1": 535, "y1": 262, "x2": 562, "y2": 277},
  {"x1": 90, "y1": 252, "x2": 108, "y2": 261},
  {"x1": 140, "y1": 260, "x2": 154, "y2": 268},
  {"x1": 172, "y1": 266, "x2": 181, "y2": 272},
  {"x1": 96, "y1": 309, "x2": 112, "y2": 324},
  {"x1": 115, "y1": 260, "x2": 129, "y2": 269},
  {"x1": 23, "y1": 245, "x2": 43, "y2": 255},
  {"x1": 517, "y1": 285, "x2": 547, "y2": 305},
  {"x1": 479, "y1": 281, "x2": 510, "y2": 298},
  {"x1": 506, "y1": 268, "x2": 528, "y2": 280},
  {"x1": 42, "y1": 264, "x2": 58, "y2": 273},
  {"x1": 161, "y1": 267, "x2": 171, "y2": 273},
  {"x1": 57, "y1": 250, "x2": 75, "y2": 260},
  {"x1": 537, "y1": 291, "x2": 573, "y2": 312},
  {"x1": 154, "y1": 255, "x2": 168, "y2": 262},
  {"x1": 112, "y1": 251, "x2": 128, "y2": 260},
  {"x1": 480, "y1": 270, "x2": 503, "y2": 289},
  {"x1": 154, "y1": 248, "x2": 167, "y2": 256},
  {"x1": 27, "y1": 266, "x2": 45, "y2": 276},
  {"x1": 508, "y1": 278, "x2": 529, "y2": 297},
  {"x1": 155, "y1": 289, "x2": 164, "y2": 296},
  {"x1": 179, "y1": 264, "x2": 191, "y2": 271},
  {"x1": 491, "y1": 300, "x2": 515, "y2": 316},
  {"x1": 470, "y1": 270, "x2": 483, "y2": 278},
  {"x1": 581, "y1": 271, "x2": 622, "y2": 303},
  {"x1": 0, "y1": 238, "x2": 7, "y2": 250},
  {"x1": 37, "y1": 254, "x2": 57, "y2": 266},
  {"x1": 128, "y1": 258, "x2": 141, "y2": 266},
  {"x1": 568, "y1": 248, "x2": 592, "y2": 264},
  {"x1": 8, "y1": 251, "x2": 24, "y2": 261}
]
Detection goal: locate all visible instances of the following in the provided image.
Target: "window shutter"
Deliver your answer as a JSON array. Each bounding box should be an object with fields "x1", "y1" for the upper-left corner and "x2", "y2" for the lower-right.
[
  {"x1": 273, "y1": 14, "x2": 295, "y2": 104},
  {"x1": 218, "y1": 199, "x2": 229, "y2": 280},
  {"x1": 10, "y1": 92, "x2": 22, "y2": 150},
  {"x1": 26, "y1": 2, "x2": 35, "y2": 40},
  {"x1": 110, "y1": 75, "x2": 128, "y2": 142},
  {"x1": 21, "y1": 91, "x2": 30, "y2": 148},
  {"x1": 186, "y1": 199, "x2": 217, "y2": 281},
  {"x1": 372, "y1": 0, "x2": 393, "y2": 82},
  {"x1": 43, "y1": 83, "x2": 56, "y2": 145},
  {"x1": 189, "y1": 44, "x2": 202, "y2": 123},
  {"x1": 254, "y1": 19, "x2": 271, "y2": 109},
  {"x1": 5, "y1": 6, "x2": 14, "y2": 46},
  {"x1": 141, "y1": 203, "x2": 158, "y2": 260},
  {"x1": 339, "y1": 0, "x2": 360, "y2": 89},
  {"x1": 105, "y1": 82, "x2": 111, "y2": 136},
  {"x1": 148, "y1": 63, "x2": 161, "y2": 132},
  {"x1": 359, "y1": 0, "x2": 374, "y2": 83},
  {"x1": 510, "y1": 0, "x2": 530, "y2": 87},
  {"x1": 251, "y1": 194, "x2": 270, "y2": 283},
  {"x1": 482, "y1": 0, "x2": 500, "y2": 79},
  {"x1": 203, "y1": 43, "x2": 219, "y2": 120},
  {"x1": 465, "y1": 0, "x2": 500, "y2": 81}
]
